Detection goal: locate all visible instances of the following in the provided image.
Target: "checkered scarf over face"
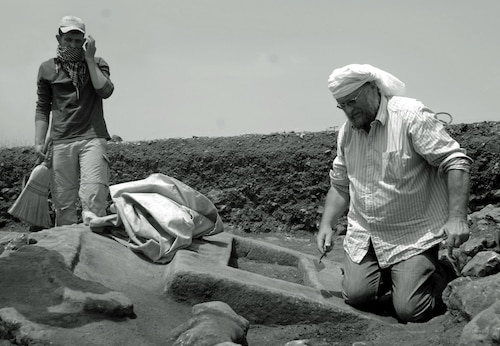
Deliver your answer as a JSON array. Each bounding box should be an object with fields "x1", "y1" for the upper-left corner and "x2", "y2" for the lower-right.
[{"x1": 56, "y1": 46, "x2": 87, "y2": 92}]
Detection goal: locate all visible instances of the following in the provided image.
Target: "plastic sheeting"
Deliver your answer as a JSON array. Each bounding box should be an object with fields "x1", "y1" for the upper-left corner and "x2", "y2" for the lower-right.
[{"x1": 90, "y1": 173, "x2": 224, "y2": 263}]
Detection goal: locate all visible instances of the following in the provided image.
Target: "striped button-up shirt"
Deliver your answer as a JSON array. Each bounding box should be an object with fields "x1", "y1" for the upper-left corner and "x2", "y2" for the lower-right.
[{"x1": 330, "y1": 96, "x2": 472, "y2": 268}]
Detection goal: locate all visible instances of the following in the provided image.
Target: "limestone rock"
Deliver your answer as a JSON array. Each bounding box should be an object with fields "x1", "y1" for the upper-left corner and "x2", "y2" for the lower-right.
[
  {"x1": 169, "y1": 301, "x2": 249, "y2": 346},
  {"x1": 459, "y1": 300, "x2": 500, "y2": 345},
  {"x1": 463, "y1": 237, "x2": 488, "y2": 257},
  {"x1": 461, "y1": 251, "x2": 500, "y2": 277},
  {"x1": 284, "y1": 340, "x2": 310, "y2": 346},
  {"x1": 442, "y1": 273, "x2": 500, "y2": 321},
  {"x1": 0, "y1": 307, "x2": 55, "y2": 345},
  {"x1": 0, "y1": 231, "x2": 137, "y2": 332},
  {"x1": 469, "y1": 204, "x2": 500, "y2": 224},
  {"x1": 48, "y1": 287, "x2": 136, "y2": 318}
]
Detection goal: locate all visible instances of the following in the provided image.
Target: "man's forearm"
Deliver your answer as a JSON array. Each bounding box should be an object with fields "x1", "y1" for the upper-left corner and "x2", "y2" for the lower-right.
[
  {"x1": 35, "y1": 120, "x2": 49, "y2": 145},
  {"x1": 86, "y1": 59, "x2": 108, "y2": 90},
  {"x1": 320, "y1": 186, "x2": 350, "y2": 229},
  {"x1": 447, "y1": 169, "x2": 470, "y2": 220}
]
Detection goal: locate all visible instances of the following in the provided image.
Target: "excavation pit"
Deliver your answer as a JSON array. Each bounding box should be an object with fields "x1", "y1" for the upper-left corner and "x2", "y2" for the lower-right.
[
  {"x1": 163, "y1": 232, "x2": 397, "y2": 325},
  {"x1": 228, "y1": 237, "x2": 304, "y2": 285}
]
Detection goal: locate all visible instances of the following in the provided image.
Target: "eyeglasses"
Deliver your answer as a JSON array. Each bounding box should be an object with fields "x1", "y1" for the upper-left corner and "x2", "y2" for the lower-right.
[{"x1": 336, "y1": 87, "x2": 365, "y2": 110}]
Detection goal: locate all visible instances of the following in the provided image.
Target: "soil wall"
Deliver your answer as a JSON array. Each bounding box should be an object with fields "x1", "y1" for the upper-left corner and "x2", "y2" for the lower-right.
[{"x1": 1, "y1": 121, "x2": 499, "y2": 233}]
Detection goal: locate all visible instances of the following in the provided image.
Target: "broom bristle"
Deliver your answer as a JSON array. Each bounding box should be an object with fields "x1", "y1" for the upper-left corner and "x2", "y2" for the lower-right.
[{"x1": 8, "y1": 164, "x2": 51, "y2": 228}]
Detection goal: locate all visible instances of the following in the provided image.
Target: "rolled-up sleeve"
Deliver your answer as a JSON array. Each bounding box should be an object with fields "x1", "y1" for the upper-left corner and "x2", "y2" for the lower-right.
[
  {"x1": 439, "y1": 156, "x2": 472, "y2": 174},
  {"x1": 330, "y1": 125, "x2": 350, "y2": 193},
  {"x1": 95, "y1": 57, "x2": 114, "y2": 99},
  {"x1": 409, "y1": 109, "x2": 472, "y2": 172}
]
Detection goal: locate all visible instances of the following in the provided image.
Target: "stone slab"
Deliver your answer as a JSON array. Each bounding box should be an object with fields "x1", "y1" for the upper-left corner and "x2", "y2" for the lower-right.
[{"x1": 163, "y1": 232, "x2": 397, "y2": 325}]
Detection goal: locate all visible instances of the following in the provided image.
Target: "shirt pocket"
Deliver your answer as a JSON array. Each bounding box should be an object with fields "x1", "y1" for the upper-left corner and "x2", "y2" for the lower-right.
[{"x1": 381, "y1": 151, "x2": 410, "y2": 181}]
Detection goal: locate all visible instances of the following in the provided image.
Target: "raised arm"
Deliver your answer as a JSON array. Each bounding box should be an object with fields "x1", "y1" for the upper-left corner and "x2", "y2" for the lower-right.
[{"x1": 84, "y1": 35, "x2": 114, "y2": 98}]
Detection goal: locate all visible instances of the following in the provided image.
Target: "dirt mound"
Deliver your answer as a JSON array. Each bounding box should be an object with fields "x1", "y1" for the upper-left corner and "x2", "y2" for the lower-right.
[{"x1": 1, "y1": 121, "x2": 499, "y2": 232}]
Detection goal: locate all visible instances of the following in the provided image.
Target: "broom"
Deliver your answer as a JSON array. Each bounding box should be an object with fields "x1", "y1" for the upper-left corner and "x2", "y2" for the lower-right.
[{"x1": 8, "y1": 138, "x2": 52, "y2": 229}]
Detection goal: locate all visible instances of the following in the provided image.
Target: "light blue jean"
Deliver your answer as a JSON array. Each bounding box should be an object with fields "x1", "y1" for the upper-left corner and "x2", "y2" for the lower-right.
[
  {"x1": 51, "y1": 138, "x2": 110, "y2": 226},
  {"x1": 342, "y1": 242, "x2": 450, "y2": 322}
]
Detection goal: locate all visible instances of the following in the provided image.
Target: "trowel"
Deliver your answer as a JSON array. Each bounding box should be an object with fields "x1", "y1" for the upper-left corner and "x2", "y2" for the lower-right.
[
  {"x1": 313, "y1": 251, "x2": 327, "y2": 272},
  {"x1": 314, "y1": 238, "x2": 335, "y2": 271}
]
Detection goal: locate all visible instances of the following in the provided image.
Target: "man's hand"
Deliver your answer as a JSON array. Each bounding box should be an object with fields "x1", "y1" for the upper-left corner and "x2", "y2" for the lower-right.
[
  {"x1": 317, "y1": 225, "x2": 334, "y2": 255},
  {"x1": 315, "y1": 186, "x2": 349, "y2": 256},
  {"x1": 34, "y1": 144, "x2": 46, "y2": 163},
  {"x1": 437, "y1": 217, "x2": 470, "y2": 248},
  {"x1": 83, "y1": 35, "x2": 96, "y2": 60}
]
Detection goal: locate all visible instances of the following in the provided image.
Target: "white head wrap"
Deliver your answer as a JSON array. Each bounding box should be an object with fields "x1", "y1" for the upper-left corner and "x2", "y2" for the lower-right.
[{"x1": 327, "y1": 64, "x2": 406, "y2": 99}]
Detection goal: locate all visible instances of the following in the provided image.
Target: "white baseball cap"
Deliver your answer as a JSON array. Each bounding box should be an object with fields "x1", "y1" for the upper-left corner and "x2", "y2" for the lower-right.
[{"x1": 59, "y1": 16, "x2": 85, "y2": 34}]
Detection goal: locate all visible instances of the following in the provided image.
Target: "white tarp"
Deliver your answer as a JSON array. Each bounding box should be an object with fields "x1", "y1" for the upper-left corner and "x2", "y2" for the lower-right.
[{"x1": 90, "y1": 173, "x2": 223, "y2": 263}]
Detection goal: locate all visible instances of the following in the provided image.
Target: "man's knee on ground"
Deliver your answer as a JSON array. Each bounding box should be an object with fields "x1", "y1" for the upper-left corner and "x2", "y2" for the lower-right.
[
  {"x1": 393, "y1": 296, "x2": 435, "y2": 323},
  {"x1": 343, "y1": 284, "x2": 378, "y2": 307}
]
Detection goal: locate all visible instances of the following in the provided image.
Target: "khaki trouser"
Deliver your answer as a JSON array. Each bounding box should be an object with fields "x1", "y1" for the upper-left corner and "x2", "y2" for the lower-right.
[
  {"x1": 50, "y1": 138, "x2": 110, "y2": 226},
  {"x1": 342, "y1": 242, "x2": 452, "y2": 323}
]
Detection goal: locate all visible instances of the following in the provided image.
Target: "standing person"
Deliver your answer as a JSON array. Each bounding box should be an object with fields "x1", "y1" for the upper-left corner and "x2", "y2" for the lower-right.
[
  {"x1": 34, "y1": 16, "x2": 114, "y2": 226},
  {"x1": 316, "y1": 64, "x2": 472, "y2": 322}
]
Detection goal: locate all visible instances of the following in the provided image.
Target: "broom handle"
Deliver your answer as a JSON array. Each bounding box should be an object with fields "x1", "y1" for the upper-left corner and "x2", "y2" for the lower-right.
[
  {"x1": 44, "y1": 138, "x2": 53, "y2": 168},
  {"x1": 35, "y1": 137, "x2": 52, "y2": 166}
]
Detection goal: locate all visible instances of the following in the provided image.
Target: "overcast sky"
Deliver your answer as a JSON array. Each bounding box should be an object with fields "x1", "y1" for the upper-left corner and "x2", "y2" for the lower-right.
[{"x1": 1, "y1": 0, "x2": 499, "y2": 147}]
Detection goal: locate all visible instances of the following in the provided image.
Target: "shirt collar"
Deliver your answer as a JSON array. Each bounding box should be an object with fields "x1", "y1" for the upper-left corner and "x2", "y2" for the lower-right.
[{"x1": 375, "y1": 96, "x2": 388, "y2": 126}]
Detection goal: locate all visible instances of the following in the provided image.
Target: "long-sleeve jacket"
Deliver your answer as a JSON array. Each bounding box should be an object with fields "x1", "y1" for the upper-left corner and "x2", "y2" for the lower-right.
[{"x1": 35, "y1": 57, "x2": 114, "y2": 144}]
